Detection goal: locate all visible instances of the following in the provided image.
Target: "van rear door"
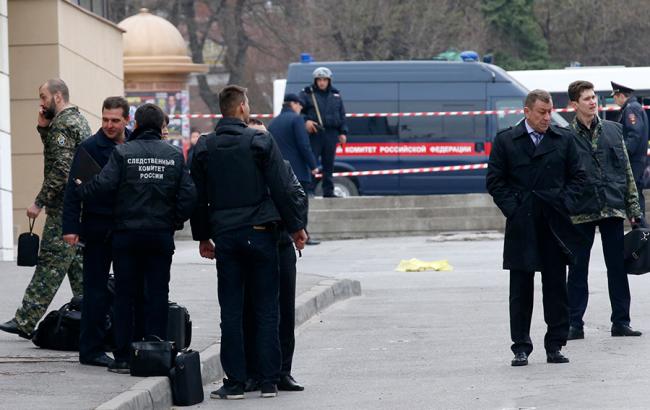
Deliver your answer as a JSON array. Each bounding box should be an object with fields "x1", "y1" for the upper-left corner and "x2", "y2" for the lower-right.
[{"x1": 397, "y1": 82, "x2": 489, "y2": 194}]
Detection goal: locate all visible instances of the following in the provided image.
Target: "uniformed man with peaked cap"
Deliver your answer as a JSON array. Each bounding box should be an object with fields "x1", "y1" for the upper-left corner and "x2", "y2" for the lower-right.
[{"x1": 612, "y1": 81, "x2": 649, "y2": 219}]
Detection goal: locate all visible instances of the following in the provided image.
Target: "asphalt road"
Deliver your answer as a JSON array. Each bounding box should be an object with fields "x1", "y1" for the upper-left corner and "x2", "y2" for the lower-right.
[{"x1": 188, "y1": 233, "x2": 650, "y2": 410}]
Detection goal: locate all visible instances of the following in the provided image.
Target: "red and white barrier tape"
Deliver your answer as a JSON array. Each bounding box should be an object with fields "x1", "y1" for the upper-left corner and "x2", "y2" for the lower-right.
[
  {"x1": 172, "y1": 105, "x2": 647, "y2": 120},
  {"x1": 322, "y1": 163, "x2": 488, "y2": 178}
]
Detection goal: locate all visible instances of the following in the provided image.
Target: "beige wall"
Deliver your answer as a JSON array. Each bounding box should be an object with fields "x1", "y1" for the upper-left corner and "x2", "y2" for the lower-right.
[
  {"x1": 0, "y1": 0, "x2": 13, "y2": 260},
  {"x1": 8, "y1": 0, "x2": 123, "y2": 237}
]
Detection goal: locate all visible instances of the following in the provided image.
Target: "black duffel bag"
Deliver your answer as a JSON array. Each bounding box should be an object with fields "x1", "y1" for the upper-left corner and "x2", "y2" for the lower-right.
[
  {"x1": 624, "y1": 228, "x2": 650, "y2": 275},
  {"x1": 169, "y1": 350, "x2": 204, "y2": 406},
  {"x1": 130, "y1": 335, "x2": 176, "y2": 377},
  {"x1": 17, "y1": 218, "x2": 39, "y2": 267},
  {"x1": 32, "y1": 296, "x2": 82, "y2": 350}
]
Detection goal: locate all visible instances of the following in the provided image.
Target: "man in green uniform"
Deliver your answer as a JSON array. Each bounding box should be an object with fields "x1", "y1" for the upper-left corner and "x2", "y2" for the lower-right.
[
  {"x1": 566, "y1": 80, "x2": 643, "y2": 340},
  {"x1": 0, "y1": 79, "x2": 90, "y2": 338}
]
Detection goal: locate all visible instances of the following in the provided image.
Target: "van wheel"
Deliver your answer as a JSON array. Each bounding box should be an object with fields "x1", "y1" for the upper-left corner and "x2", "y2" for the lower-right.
[{"x1": 314, "y1": 177, "x2": 359, "y2": 197}]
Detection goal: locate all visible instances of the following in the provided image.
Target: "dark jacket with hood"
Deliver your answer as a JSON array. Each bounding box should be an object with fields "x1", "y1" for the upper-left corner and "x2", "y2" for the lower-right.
[
  {"x1": 77, "y1": 126, "x2": 196, "y2": 232},
  {"x1": 189, "y1": 118, "x2": 305, "y2": 240}
]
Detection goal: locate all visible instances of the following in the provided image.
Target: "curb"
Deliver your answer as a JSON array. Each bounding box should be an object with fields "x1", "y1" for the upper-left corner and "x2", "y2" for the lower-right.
[{"x1": 96, "y1": 277, "x2": 362, "y2": 410}]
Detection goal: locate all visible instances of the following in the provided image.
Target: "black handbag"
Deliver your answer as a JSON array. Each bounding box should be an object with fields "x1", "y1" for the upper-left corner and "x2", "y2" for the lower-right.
[
  {"x1": 624, "y1": 228, "x2": 650, "y2": 275},
  {"x1": 130, "y1": 335, "x2": 176, "y2": 377},
  {"x1": 17, "y1": 218, "x2": 39, "y2": 267},
  {"x1": 169, "y1": 350, "x2": 204, "y2": 406}
]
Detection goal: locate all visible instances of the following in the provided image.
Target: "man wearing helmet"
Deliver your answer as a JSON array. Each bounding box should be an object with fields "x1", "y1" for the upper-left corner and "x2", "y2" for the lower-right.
[{"x1": 299, "y1": 67, "x2": 349, "y2": 198}]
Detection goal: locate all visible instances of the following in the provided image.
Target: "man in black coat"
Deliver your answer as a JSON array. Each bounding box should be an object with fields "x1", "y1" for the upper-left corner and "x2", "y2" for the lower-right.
[
  {"x1": 190, "y1": 85, "x2": 307, "y2": 399},
  {"x1": 268, "y1": 93, "x2": 319, "y2": 245},
  {"x1": 487, "y1": 89, "x2": 586, "y2": 367},
  {"x1": 612, "y1": 81, "x2": 649, "y2": 218},
  {"x1": 63, "y1": 96, "x2": 131, "y2": 368},
  {"x1": 77, "y1": 103, "x2": 196, "y2": 374}
]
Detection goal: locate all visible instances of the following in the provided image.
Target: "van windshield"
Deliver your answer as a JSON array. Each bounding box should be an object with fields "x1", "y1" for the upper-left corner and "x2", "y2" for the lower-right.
[{"x1": 495, "y1": 98, "x2": 569, "y2": 131}]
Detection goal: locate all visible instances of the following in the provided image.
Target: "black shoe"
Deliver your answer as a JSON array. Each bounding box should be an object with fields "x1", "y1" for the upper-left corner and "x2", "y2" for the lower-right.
[
  {"x1": 567, "y1": 326, "x2": 584, "y2": 340},
  {"x1": 611, "y1": 324, "x2": 642, "y2": 337},
  {"x1": 80, "y1": 353, "x2": 114, "y2": 368},
  {"x1": 107, "y1": 361, "x2": 130, "y2": 374},
  {"x1": 244, "y1": 378, "x2": 260, "y2": 392},
  {"x1": 0, "y1": 319, "x2": 32, "y2": 339},
  {"x1": 323, "y1": 194, "x2": 340, "y2": 198},
  {"x1": 546, "y1": 350, "x2": 569, "y2": 364},
  {"x1": 278, "y1": 374, "x2": 304, "y2": 391},
  {"x1": 511, "y1": 352, "x2": 528, "y2": 366},
  {"x1": 306, "y1": 238, "x2": 321, "y2": 246},
  {"x1": 210, "y1": 379, "x2": 244, "y2": 400},
  {"x1": 260, "y1": 383, "x2": 278, "y2": 398}
]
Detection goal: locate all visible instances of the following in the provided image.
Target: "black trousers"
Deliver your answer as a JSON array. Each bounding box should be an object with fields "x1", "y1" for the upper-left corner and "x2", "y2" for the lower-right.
[
  {"x1": 79, "y1": 222, "x2": 112, "y2": 360},
  {"x1": 310, "y1": 130, "x2": 338, "y2": 197},
  {"x1": 567, "y1": 217, "x2": 630, "y2": 328},
  {"x1": 244, "y1": 237, "x2": 297, "y2": 379},
  {"x1": 111, "y1": 230, "x2": 174, "y2": 362},
  {"x1": 215, "y1": 226, "x2": 280, "y2": 385},
  {"x1": 510, "y1": 221, "x2": 569, "y2": 355}
]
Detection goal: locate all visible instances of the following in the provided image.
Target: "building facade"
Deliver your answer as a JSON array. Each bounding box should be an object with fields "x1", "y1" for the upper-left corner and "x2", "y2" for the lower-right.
[
  {"x1": 0, "y1": 0, "x2": 12, "y2": 260},
  {"x1": 3, "y1": 0, "x2": 124, "y2": 260}
]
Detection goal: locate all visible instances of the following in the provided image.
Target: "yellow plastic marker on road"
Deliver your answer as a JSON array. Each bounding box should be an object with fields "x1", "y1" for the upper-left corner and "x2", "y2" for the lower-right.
[{"x1": 395, "y1": 258, "x2": 453, "y2": 272}]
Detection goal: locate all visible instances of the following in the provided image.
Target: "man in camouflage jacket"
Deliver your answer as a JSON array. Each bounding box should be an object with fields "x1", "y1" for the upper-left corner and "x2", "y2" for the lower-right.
[
  {"x1": 0, "y1": 79, "x2": 90, "y2": 338},
  {"x1": 565, "y1": 80, "x2": 642, "y2": 341}
]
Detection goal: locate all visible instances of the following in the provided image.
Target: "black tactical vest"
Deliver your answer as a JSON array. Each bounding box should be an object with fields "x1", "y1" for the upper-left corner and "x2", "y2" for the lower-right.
[{"x1": 205, "y1": 129, "x2": 268, "y2": 211}]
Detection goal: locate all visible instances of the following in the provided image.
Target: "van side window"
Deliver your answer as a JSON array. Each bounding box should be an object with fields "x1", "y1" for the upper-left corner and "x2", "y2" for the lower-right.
[
  {"x1": 495, "y1": 98, "x2": 524, "y2": 131},
  {"x1": 348, "y1": 118, "x2": 399, "y2": 142},
  {"x1": 399, "y1": 101, "x2": 485, "y2": 142},
  {"x1": 346, "y1": 101, "x2": 399, "y2": 142}
]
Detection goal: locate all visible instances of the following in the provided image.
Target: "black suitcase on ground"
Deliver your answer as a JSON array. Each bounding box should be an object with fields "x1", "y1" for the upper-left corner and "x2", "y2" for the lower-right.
[
  {"x1": 167, "y1": 302, "x2": 192, "y2": 350},
  {"x1": 169, "y1": 350, "x2": 204, "y2": 406},
  {"x1": 624, "y1": 228, "x2": 650, "y2": 275},
  {"x1": 17, "y1": 218, "x2": 39, "y2": 267}
]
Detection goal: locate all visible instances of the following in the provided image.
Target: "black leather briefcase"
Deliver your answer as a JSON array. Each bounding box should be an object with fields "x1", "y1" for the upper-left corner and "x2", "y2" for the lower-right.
[
  {"x1": 130, "y1": 335, "x2": 176, "y2": 377},
  {"x1": 17, "y1": 218, "x2": 39, "y2": 267},
  {"x1": 624, "y1": 228, "x2": 650, "y2": 275},
  {"x1": 169, "y1": 350, "x2": 204, "y2": 406}
]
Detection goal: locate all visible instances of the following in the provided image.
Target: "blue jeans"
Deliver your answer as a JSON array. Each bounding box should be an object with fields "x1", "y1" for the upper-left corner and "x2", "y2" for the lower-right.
[
  {"x1": 214, "y1": 226, "x2": 280, "y2": 385},
  {"x1": 567, "y1": 218, "x2": 631, "y2": 328}
]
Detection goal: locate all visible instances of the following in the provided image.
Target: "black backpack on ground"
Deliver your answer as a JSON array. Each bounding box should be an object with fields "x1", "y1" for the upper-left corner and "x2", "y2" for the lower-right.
[
  {"x1": 167, "y1": 302, "x2": 192, "y2": 350},
  {"x1": 169, "y1": 350, "x2": 204, "y2": 406},
  {"x1": 32, "y1": 296, "x2": 82, "y2": 351}
]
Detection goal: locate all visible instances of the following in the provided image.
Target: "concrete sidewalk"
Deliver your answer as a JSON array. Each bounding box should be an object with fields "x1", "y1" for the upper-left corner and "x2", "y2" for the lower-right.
[{"x1": 0, "y1": 240, "x2": 360, "y2": 410}]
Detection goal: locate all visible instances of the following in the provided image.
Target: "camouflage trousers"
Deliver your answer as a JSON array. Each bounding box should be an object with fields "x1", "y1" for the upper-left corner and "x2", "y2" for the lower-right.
[{"x1": 15, "y1": 209, "x2": 83, "y2": 334}]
